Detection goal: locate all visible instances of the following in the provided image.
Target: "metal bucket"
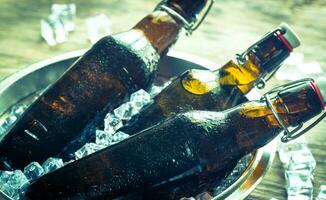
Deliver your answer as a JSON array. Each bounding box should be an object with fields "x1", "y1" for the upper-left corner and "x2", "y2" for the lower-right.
[{"x1": 0, "y1": 50, "x2": 277, "y2": 200}]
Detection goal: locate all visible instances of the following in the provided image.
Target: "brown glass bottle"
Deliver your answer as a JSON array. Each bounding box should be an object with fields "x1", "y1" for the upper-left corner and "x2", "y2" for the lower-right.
[
  {"x1": 0, "y1": 0, "x2": 212, "y2": 170},
  {"x1": 120, "y1": 23, "x2": 301, "y2": 135},
  {"x1": 24, "y1": 80, "x2": 324, "y2": 200}
]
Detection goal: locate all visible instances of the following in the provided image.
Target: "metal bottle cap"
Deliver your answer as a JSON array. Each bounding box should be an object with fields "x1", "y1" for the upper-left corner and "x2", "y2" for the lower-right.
[{"x1": 278, "y1": 22, "x2": 301, "y2": 49}]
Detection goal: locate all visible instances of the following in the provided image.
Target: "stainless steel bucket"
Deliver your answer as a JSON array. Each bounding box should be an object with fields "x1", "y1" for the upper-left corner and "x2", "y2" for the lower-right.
[{"x1": 0, "y1": 50, "x2": 277, "y2": 200}]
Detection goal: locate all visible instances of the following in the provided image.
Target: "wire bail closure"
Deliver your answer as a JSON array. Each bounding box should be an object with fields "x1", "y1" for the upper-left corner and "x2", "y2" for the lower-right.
[
  {"x1": 261, "y1": 78, "x2": 326, "y2": 143},
  {"x1": 236, "y1": 28, "x2": 285, "y2": 90},
  {"x1": 156, "y1": 0, "x2": 214, "y2": 35}
]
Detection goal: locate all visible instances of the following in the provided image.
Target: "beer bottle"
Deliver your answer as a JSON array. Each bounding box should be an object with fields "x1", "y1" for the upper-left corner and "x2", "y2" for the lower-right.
[
  {"x1": 120, "y1": 23, "x2": 301, "y2": 135},
  {"x1": 24, "y1": 79, "x2": 325, "y2": 200},
  {"x1": 0, "y1": 0, "x2": 214, "y2": 170}
]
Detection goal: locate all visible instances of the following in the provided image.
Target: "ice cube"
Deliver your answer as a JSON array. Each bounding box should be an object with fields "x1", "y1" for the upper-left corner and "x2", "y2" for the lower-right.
[
  {"x1": 51, "y1": 4, "x2": 76, "y2": 32},
  {"x1": 6, "y1": 114, "x2": 18, "y2": 125},
  {"x1": 74, "y1": 143, "x2": 106, "y2": 160},
  {"x1": 41, "y1": 14, "x2": 68, "y2": 46},
  {"x1": 283, "y1": 52, "x2": 304, "y2": 66},
  {"x1": 195, "y1": 192, "x2": 213, "y2": 200},
  {"x1": 285, "y1": 169, "x2": 313, "y2": 200},
  {"x1": 23, "y1": 162, "x2": 44, "y2": 181},
  {"x1": 10, "y1": 104, "x2": 27, "y2": 117},
  {"x1": 275, "y1": 64, "x2": 304, "y2": 81},
  {"x1": 130, "y1": 89, "x2": 151, "y2": 110},
  {"x1": 0, "y1": 104, "x2": 28, "y2": 136},
  {"x1": 0, "y1": 125, "x2": 7, "y2": 136},
  {"x1": 7, "y1": 170, "x2": 29, "y2": 190},
  {"x1": 95, "y1": 130, "x2": 111, "y2": 146},
  {"x1": 0, "y1": 183, "x2": 16, "y2": 199},
  {"x1": 104, "y1": 113, "x2": 123, "y2": 134},
  {"x1": 109, "y1": 131, "x2": 130, "y2": 144},
  {"x1": 0, "y1": 170, "x2": 29, "y2": 199},
  {"x1": 42, "y1": 157, "x2": 64, "y2": 174},
  {"x1": 149, "y1": 79, "x2": 172, "y2": 97},
  {"x1": 113, "y1": 102, "x2": 138, "y2": 121},
  {"x1": 149, "y1": 85, "x2": 163, "y2": 97},
  {"x1": 86, "y1": 14, "x2": 112, "y2": 44},
  {"x1": 0, "y1": 171, "x2": 12, "y2": 183},
  {"x1": 162, "y1": 79, "x2": 172, "y2": 89},
  {"x1": 287, "y1": 194, "x2": 312, "y2": 200},
  {"x1": 287, "y1": 150, "x2": 316, "y2": 172},
  {"x1": 0, "y1": 115, "x2": 17, "y2": 135},
  {"x1": 316, "y1": 185, "x2": 326, "y2": 200},
  {"x1": 275, "y1": 52, "x2": 304, "y2": 81},
  {"x1": 298, "y1": 62, "x2": 323, "y2": 75},
  {"x1": 278, "y1": 136, "x2": 308, "y2": 167},
  {"x1": 276, "y1": 55, "x2": 324, "y2": 81}
]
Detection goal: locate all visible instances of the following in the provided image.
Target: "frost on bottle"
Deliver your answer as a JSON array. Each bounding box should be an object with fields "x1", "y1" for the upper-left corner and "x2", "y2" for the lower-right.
[
  {"x1": 24, "y1": 80, "x2": 325, "y2": 200},
  {"x1": 0, "y1": 0, "x2": 213, "y2": 170},
  {"x1": 120, "y1": 23, "x2": 302, "y2": 135}
]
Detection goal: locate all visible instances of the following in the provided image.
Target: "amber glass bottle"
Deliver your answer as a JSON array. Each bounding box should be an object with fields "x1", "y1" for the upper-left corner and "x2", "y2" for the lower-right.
[
  {"x1": 24, "y1": 80, "x2": 324, "y2": 200},
  {"x1": 0, "y1": 0, "x2": 213, "y2": 170},
  {"x1": 120, "y1": 23, "x2": 301, "y2": 135}
]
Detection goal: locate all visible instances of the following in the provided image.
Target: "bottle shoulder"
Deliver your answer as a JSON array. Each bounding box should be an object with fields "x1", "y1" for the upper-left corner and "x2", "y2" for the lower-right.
[
  {"x1": 178, "y1": 110, "x2": 228, "y2": 133},
  {"x1": 180, "y1": 69, "x2": 219, "y2": 95},
  {"x1": 88, "y1": 32, "x2": 160, "y2": 89},
  {"x1": 97, "y1": 31, "x2": 160, "y2": 64}
]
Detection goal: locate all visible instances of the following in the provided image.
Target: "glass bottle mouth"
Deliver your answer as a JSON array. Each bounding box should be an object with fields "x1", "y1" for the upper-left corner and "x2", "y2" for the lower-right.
[
  {"x1": 277, "y1": 22, "x2": 301, "y2": 50},
  {"x1": 276, "y1": 31, "x2": 293, "y2": 52},
  {"x1": 309, "y1": 81, "x2": 325, "y2": 110}
]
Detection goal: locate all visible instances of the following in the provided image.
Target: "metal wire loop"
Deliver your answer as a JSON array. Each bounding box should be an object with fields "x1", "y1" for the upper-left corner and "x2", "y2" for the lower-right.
[
  {"x1": 261, "y1": 78, "x2": 325, "y2": 143},
  {"x1": 156, "y1": 0, "x2": 215, "y2": 35},
  {"x1": 236, "y1": 28, "x2": 285, "y2": 89}
]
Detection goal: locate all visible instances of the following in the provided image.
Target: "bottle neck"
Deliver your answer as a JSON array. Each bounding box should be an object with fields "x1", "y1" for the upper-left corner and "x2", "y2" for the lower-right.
[
  {"x1": 132, "y1": 10, "x2": 183, "y2": 55},
  {"x1": 217, "y1": 60, "x2": 262, "y2": 94},
  {"x1": 217, "y1": 28, "x2": 293, "y2": 94},
  {"x1": 229, "y1": 81, "x2": 324, "y2": 151}
]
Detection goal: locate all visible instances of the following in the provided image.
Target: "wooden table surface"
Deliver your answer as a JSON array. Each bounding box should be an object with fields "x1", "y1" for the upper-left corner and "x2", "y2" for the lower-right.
[{"x1": 0, "y1": 0, "x2": 325, "y2": 199}]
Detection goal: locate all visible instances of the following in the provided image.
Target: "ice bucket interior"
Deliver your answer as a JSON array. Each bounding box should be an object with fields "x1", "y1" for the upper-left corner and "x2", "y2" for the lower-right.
[{"x1": 0, "y1": 50, "x2": 276, "y2": 200}]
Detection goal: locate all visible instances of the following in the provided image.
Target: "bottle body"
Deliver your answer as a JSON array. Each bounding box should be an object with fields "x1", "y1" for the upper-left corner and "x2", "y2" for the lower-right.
[
  {"x1": 0, "y1": 32, "x2": 162, "y2": 169},
  {"x1": 25, "y1": 80, "x2": 324, "y2": 199},
  {"x1": 121, "y1": 23, "x2": 300, "y2": 135},
  {"x1": 24, "y1": 111, "x2": 248, "y2": 200},
  {"x1": 0, "y1": 4, "x2": 194, "y2": 169},
  {"x1": 121, "y1": 69, "x2": 247, "y2": 134}
]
